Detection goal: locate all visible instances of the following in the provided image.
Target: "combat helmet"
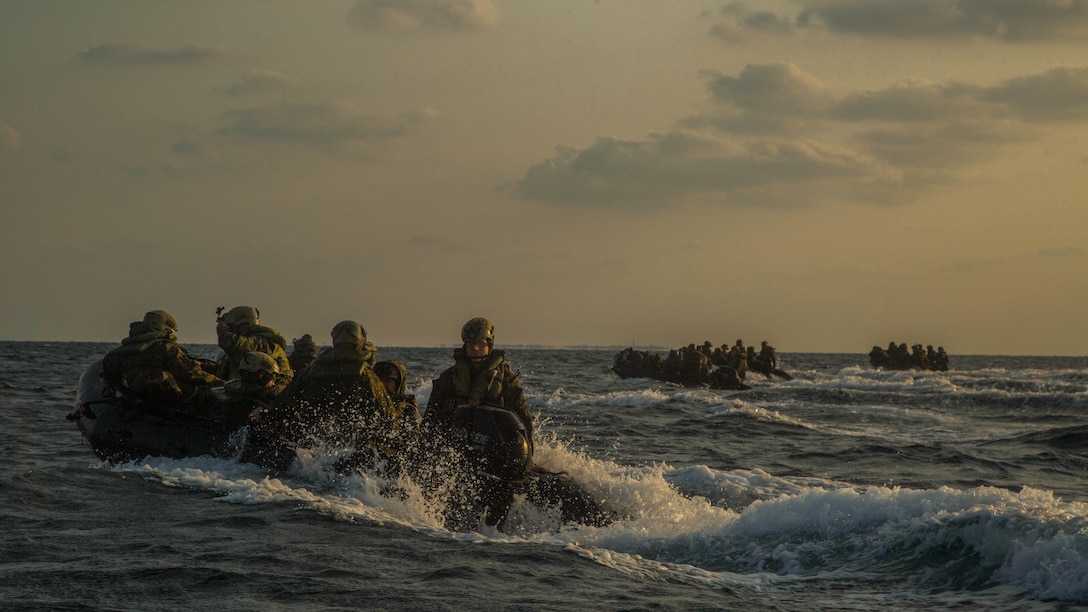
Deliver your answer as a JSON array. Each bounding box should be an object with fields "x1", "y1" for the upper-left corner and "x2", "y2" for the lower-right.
[
  {"x1": 373, "y1": 360, "x2": 402, "y2": 385},
  {"x1": 238, "y1": 351, "x2": 279, "y2": 385},
  {"x1": 239, "y1": 351, "x2": 280, "y2": 375},
  {"x1": 461, "y1": 317, "x2": 494, "y2": 347},
  {"x1": 143, "y1": 310, "x2": 178, "y2": 332},
  {"x1": 222, "y1": 306, "x2": 259, "y2": 327},
  {"x1": 373, "y1": 360, "x2": 407, "y2": 394},
  {"x1": 293, "y1": 334, "x2": 316, "y2": 351},
  {"x1": 331, "y1": 320, "x2": 366, "y2": 349}
]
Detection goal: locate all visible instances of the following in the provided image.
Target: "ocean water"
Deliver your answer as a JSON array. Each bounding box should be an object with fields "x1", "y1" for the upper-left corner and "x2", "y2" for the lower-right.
[{"x1": 3, "y1": 340, "x2": 1088, "y2": 611}]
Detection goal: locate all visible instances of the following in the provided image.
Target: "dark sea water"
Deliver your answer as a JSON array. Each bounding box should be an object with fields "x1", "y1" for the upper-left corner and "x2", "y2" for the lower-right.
[{"x1": 3, "y1": 341, "x2": 1088, "y2": 611}]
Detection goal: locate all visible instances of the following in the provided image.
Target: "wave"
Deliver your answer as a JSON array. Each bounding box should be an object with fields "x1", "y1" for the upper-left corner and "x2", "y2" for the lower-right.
[
  {"x1": 578, "y1": 476, "x2": 1088, "y2": 604},
  {"x1": 97, "y1": 429, "x2": 1088, "y2": 605}
]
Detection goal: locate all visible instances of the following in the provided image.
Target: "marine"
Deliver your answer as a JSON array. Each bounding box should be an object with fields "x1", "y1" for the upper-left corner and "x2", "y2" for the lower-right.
[
  {"x1": 420, "y1": 317, "x2": 534, "y2": 529},
  {"x1": 423, "y1": 317, "x2": 532, "y2": 449},
  {"x1": 374, "y1": 359, "x2": 421, "y2": 439},
  {"x1": 215, "y1": 306, "x2": 293, "y2": 386},
  {"x1": 758, "y1": 340, "x2": 779, "y2": 371},
  {"x1": 102, "y1": 310, "x2": 223, "y2": 406},
  {"x1": 869, "y1": 345, "x2": 890, "y2": 369},
  {"x1": 288, "y1": 334, "x2": 319, "y2": 374},
  {"x1": 221, "y1": 351, "x2": 287, "y2": 403},
  {"x1": 678, "y1": 343, "x2": 712, "y2": 387},
  {"x1": 243, "y1": 320, "x2": 399, "y2": 472}
]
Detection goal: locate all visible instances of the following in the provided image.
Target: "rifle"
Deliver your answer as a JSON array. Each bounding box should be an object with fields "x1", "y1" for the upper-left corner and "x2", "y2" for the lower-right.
[{"x1": 215, "y1": 306, "x2": 225, "y2": 322}]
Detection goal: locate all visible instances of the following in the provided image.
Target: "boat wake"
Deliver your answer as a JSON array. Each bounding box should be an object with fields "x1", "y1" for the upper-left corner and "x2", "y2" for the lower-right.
[{"x1": 94, "y1": 426, "x2": 1088, "y2": 605}]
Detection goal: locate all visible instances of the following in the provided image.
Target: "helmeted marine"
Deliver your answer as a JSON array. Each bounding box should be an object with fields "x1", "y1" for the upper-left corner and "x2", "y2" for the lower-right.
[
  {"x1": 102, "y1": 310, "x2": 223, "y2": 404},
  {"x1": 215, "y1": 306, "x2": 293, "y2": 385}
]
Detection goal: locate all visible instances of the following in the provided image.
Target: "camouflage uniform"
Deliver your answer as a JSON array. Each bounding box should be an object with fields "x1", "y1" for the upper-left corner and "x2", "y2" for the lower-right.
[
  {"x1": 893, "y1": 343, "x2": 911, "y2": 367},
  {"x1": 759, "y1": 342, "x2": 778, "y2": 371},
  {"x1": 246, "y1": 321, "x2": 399, "y2": 471},
  {"x1": 678, "y1": 345, "x2": 712, "y2": 387},
  {"x1": 216, "y1": 352, "x2": 287, "y2": 408},
  {"x1": 424, "y1": 347, "x2": 532, "y2": 451},
  {"x1": 288, "y1": 334, "x2": 319, "y2": 374},
  {"x1": 869, "y1": 346, "x2": 889, "y2": 368},
  {"x1": 733, "y1": 347, "x2": 749, "y2": 379},
  {"x1": 664, "y1": 349, "x2": 682, "y2": 382},
  {"x1": 911, "y1": 344, "x2": 928, "y2": 369},
  {"x1": 102, "y1": 318, "x2": 223, "y2": 404},
  {"x1": 745, "y1": 346, "x2": 760, "y2": 375},
  {"x1": 217, "y1": 324, "x2": 293, "y2": 384},
  {"x1": 375, "y1": 359, "x2": 421, "y2": 436},
  {"x1": 934, "y1": 347, "x2": 949, "y2": 371},
  {"x1": 421, "y1": 324, "x2": 533, "y2": 530}
]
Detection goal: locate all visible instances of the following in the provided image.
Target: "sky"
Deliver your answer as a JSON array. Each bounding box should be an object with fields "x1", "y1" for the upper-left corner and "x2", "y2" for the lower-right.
[{"x1": 1, "y1": 0, "x2": 1086, "y2": 355}]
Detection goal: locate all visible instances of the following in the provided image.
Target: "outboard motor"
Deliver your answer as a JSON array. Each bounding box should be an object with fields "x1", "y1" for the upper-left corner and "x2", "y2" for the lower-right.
[{"x1": 455, "y1": 404, "x2": 532, "y2": 481}]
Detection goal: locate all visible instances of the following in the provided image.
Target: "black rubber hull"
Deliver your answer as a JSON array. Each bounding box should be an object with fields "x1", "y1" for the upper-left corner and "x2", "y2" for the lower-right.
[{"x1": 69, "y1": 361, "x2": 248, "y2": 462}]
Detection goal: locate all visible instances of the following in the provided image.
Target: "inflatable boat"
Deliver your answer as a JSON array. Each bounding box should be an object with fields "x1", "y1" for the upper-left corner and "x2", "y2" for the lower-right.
[{"x1": 67, "y1": 360, "x2": 255, "y2": 462}]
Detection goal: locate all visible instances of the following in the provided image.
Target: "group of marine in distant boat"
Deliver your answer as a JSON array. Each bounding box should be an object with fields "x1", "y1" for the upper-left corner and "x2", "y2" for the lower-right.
[
  {"x1": 612, "y1": 339, "x2": 792, "y2": 390},
  {"x1": 868, "y1": 342, "x2": 949, "y2": 371},
  {"x1": 614, "y1": 338, "x2": 953, "y2": 389}
]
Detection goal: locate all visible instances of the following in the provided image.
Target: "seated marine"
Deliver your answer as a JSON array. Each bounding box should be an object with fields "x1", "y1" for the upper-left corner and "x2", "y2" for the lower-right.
[
  {"x1": 910, "y1": 344, "x2": 928, "y2": 369},
  {"x1": 243, "y1": 320, "x2": 399, "y2": 472},
  {"x1": 678, "y1": 345, "x2": 712, "y2": 387},
  {"x1": 222, "y1": 351, "x2": 287, "y2": 402},
  {"x1": 215, "y1": 305, "x2": 293, "y2": 386},
  {"x1": 423, "y1": 317, "x2": 533, "y2": 453},
  {"x1": 933, "y1": 346, "x2": 949, "y2": 371},
  {"x1": 420, "y1": 317, "x2": 534, "y2": 529},
  {"x1": 374, "y1": 359, "x2": 421, "y2": 436},
  {"x1": 724, "y1": 346, "x2": 748, "y2": 380},
  {"x1": 102, "y1": 310, "x2": 224, "y2": 406},
  {"x1": 663, "y1": 348, "x2": 682, "y2": 382},
  {"x1": 288, "y1": 334, "x2": 319, "y2": 374},
  {"x1": 869, "y1": 345, "x2": 890, "y2": 368},
  {"x1": 745, "y1": 346, "x2": 760, "y2": 375},
  {"x1": 410, "y1": 318, "x2": 615, "y2": 531}
]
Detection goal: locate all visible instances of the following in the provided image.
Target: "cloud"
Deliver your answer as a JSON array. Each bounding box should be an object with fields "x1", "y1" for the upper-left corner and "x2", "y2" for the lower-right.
[
  {"x1": 74, "y1": 42, "x2": 226, "y2": 66},
  {"x1": 699, "y1": 63, "x2": 1076, "y2": 158},
  {"x1": 831, "y1": 79, "x2": 986, "y2": 122},
  {"x1": 710, "y1": 10, "x2": 793, "y2": 43},
  {"x1": 703, "y1": 62, "x2": 1088, "y2": 128},
  {"x1": 220, "y1": 69, "x2": 301, "y2": 96},
  {"x1": 0, "y1": 123, "x2": 20, "y2": 151},
  {"x1": 706, "y1": 63, "x2": 846, "y2": 117},
  {"x1": 794, "y1": 0, "x2": 1088, "y2": 41},
  {"x1": 523, "y1": 61, "x2": 1087, "y2": 208},
  {"x1": 854, "y1": 120, "x2": 1032, "y2": 166},
  {"x1": 708, "y1": 22, "x2": 746, "y2": 44},
  {"x1": 347, "y1": 0, "x2": 498, "y2": 31},
  {"x1": 516, "y1": 130, "x2": 895, "y2": 208},
  {"x1": 215, "y1": 101, "x2": 438, "y2": 147},
  {"x1": 982, "y1": 66, "x2": 1088, "y2": 121},
  {"x1": 741, "y1": 10, "x2": 794, "y2": 34}
]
